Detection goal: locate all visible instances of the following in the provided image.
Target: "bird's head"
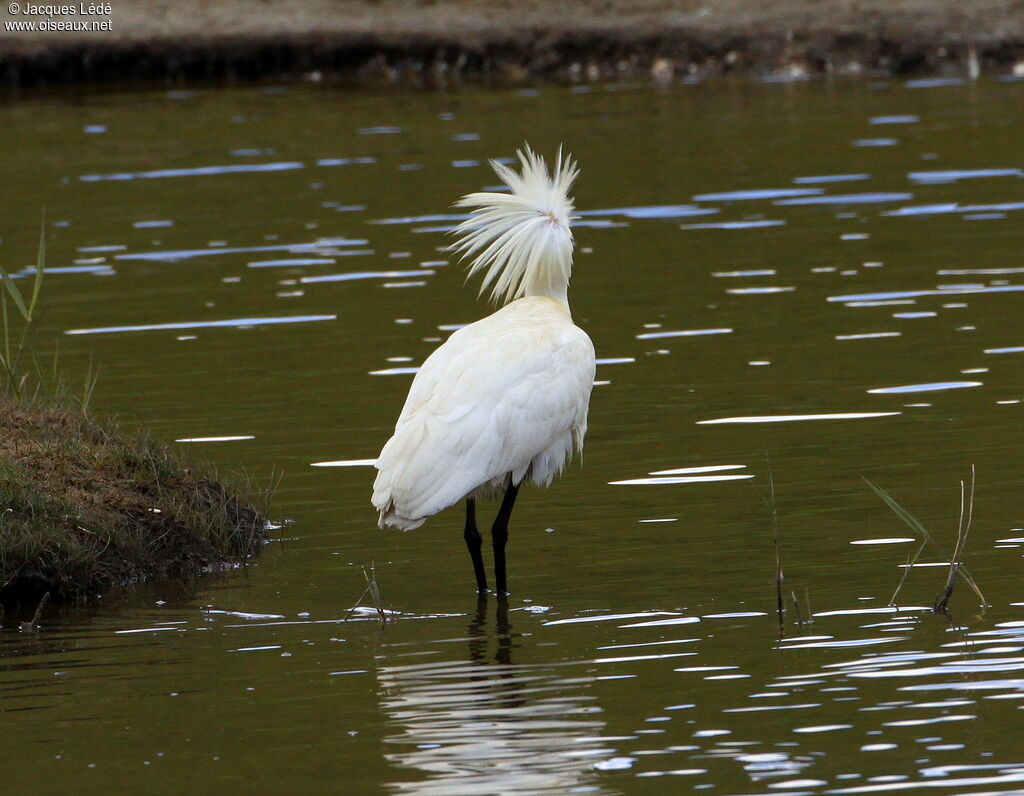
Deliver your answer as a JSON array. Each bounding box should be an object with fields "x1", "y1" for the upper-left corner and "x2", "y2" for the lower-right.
[{"x1": 450, "y1": 145, "x2": 579, "y2": 306}]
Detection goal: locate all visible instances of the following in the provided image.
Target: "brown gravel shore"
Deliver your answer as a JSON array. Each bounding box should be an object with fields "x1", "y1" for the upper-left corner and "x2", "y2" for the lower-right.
[{"x1": 2, "y1": 0, "x2": 1024, "y2": 87}]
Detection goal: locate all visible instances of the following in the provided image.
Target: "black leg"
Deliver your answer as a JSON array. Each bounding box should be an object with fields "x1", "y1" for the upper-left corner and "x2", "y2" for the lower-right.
[
  {"x1": 491, "y1": 481, "x2": 520, "y2": 596},
  {"x1": 464, "y1": 498, "x2": 488, "y2": 593}
]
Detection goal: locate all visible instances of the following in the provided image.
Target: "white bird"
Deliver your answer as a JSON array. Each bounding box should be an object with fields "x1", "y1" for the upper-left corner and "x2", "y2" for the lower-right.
[{"x1": 372, "y1": 145, "x2": 596, "y2": 595}]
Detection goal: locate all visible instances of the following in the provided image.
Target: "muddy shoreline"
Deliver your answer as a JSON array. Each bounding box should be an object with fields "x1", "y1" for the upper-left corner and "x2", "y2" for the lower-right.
[{"x1": 2, "y1": 1, "x2": 1024, "y2": 87}]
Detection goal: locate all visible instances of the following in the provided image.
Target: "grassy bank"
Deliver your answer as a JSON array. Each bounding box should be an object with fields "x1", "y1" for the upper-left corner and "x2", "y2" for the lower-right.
[
  {"x1": 1, "y1": 0, "x2": 1023, "y2": 87},
  {"x1": 0, "y1": 397, "x2": 269, "y2": 605}
]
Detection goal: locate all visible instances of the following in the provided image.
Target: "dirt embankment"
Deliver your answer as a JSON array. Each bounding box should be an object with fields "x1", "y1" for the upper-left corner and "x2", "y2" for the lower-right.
[
  {"x1": 2, "y1": 0, "x2": 1024, "y2": 87},
  {"x1": 0, "y1": 399, "x2": 268, "y2": 607}
]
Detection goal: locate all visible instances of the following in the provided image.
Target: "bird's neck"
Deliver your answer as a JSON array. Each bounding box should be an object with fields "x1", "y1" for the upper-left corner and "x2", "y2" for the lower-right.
[
  {"x1": 524, "y1": 284, "x2": 573, "y2": 309},
  {"x1": 524, "y1": 276, "x2": 570, "y2": 310}
]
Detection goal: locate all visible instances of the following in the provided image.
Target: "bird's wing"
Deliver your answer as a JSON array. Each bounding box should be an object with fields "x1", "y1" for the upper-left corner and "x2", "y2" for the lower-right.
[{"x1": 373, "y1": 314, "x2": 594, "y2": 526}]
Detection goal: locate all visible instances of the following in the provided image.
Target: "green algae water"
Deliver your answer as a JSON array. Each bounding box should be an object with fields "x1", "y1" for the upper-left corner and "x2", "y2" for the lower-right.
[{"x1": 3, "y1": 76, "x2": 1024, "y2": 794}]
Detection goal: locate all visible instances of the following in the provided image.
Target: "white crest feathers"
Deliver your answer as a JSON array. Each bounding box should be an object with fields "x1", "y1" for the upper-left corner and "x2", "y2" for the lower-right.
[{"x1": 451, "y1": 145, "x2": 579, "y2": 305}]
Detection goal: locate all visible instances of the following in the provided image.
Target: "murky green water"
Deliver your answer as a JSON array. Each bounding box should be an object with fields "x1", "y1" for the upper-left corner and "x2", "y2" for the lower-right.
[{"x1": 3, "y1": 76, "x2": 1024, "y2": 794}]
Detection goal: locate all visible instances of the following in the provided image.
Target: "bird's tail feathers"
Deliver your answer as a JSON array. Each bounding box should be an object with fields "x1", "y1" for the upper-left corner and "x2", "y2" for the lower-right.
[{"x1": 451, "y1": 144, "x2": 578, "y2": 305}]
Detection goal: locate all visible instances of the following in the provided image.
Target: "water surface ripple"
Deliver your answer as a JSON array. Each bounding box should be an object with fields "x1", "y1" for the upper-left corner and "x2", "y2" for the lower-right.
[{"x1": 2, "y1": 77, "x2": 1024, "y2": 794}]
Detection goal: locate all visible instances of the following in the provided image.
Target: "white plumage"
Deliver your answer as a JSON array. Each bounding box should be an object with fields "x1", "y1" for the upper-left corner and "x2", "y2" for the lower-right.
[
  {"x1": 371, "y1": 145, "x2": 595, "y2": 592},
  {"x1": 373, "y1": 297, "x2": 593, "y2": 529}
]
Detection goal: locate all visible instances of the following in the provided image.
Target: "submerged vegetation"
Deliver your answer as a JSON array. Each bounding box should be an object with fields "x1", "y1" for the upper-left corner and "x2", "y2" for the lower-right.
[
  {"x1": 762, "y1": 465, "x2": 985, "y2": 636},
  {"x1": 344, "y1": 563, "x2": 391, "y2": 626},
  {"x1": 866, "y1": 467, "x2": 985, "y2": 615},
  {"x1": 0, "y1": 231, "x2": 270, "y2": 605}
]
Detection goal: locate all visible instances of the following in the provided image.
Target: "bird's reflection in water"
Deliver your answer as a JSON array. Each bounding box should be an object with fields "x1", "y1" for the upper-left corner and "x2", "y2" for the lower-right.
[{"x1": 378, "y1": 598, "x2": 616, "y2": 795}]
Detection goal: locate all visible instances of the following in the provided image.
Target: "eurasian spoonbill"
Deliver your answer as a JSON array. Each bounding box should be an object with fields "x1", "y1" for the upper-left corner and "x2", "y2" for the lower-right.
[{"x1": 372, "y1": 146, "x2": 596, "y2": 595}]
